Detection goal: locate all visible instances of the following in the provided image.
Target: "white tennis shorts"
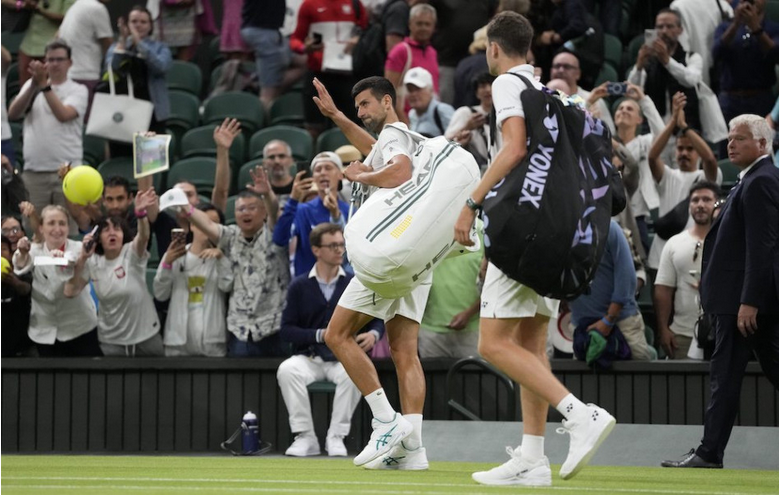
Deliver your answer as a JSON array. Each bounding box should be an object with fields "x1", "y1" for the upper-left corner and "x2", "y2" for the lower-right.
[
  {"x1": 338, "y1": 273, "x2": 432, "y2": 324},
  {"x1": 480, "y1": 262, "x2": 559, "y2": 319}
]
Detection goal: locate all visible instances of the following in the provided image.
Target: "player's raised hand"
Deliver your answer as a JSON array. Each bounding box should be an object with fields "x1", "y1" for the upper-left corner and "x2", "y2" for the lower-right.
[{"x1": 312, "y1": 78, "x2": 340, "y2": 119}]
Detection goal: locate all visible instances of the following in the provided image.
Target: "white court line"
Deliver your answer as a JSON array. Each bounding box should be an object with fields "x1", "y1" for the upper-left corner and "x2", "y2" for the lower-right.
[
  {"x1": 1, "y1": 476, "x2": 745, "y2": 494},
  {"x1": 1, "y1": 485, "x2": 425, "y2": 495}
]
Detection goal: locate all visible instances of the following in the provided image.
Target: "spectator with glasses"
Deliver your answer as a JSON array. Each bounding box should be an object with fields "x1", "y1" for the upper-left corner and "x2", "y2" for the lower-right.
[
  {"x1": 184, "y1": 168, "x2": 290, "y2": 357},
  {"x1": 2, "y1": 215, "x2": 27, "y2": 252},
  {"x1": 550, "y1": 51, "x2": 615, "y2": 135},
  {"x1": 654, "y1": 181, "x2": 720, "y2": 360},
  {"x1": 273, "y1": 152, "x2": 349, "y2": 277},
  {"x1": 7, "y1": 39, "x2": 88, "y2": 219},
  {"x1": 277, "y1": 223, "x2": 384, "y2": 457}
]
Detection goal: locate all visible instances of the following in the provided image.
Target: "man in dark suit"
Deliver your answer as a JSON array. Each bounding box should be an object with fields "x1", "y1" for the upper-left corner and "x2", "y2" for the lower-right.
[{"x1": 662, "y1": 114, "x2": 779, "y2": 469}]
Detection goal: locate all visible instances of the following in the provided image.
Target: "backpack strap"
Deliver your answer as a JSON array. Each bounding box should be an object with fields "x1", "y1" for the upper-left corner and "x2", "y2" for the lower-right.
[
  {"x1": 433, "y1": 103, "x2": 445, "y2": 135},
  {"x1": 489, "y1": 71, "x2": 536, "y2": 151}
]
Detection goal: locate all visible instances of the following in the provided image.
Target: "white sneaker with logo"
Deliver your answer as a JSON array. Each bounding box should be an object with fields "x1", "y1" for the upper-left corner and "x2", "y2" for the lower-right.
[
  {"x1": 285, "y1": 433, "x2": 321, "y2": 457},
  {"x1": 326, "y1": 435, "x2": 348, "y2": 457},
  {"x1": 363, "y1": 443, "x2": 429, "y2": 470},
  {"x1": 557, "y1": 404, "x2": 616, "y2": 479},
  {"x1": 472, "y1": 446, "x2": 551, "y2": 486},
  {"x1": 353, "y1": 413, "x2": 413, "y2": 466}
]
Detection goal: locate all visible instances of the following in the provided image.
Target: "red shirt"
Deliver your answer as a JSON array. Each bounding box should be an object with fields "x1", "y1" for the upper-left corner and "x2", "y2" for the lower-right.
[{"x1": 291, "y1": 0, "x2": 368, "y2": 73}]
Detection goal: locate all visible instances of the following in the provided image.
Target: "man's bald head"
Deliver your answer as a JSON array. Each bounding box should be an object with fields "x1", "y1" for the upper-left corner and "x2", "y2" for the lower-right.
[{"x1": 550, "y1": 51, "x2": 581, "y2": 90}]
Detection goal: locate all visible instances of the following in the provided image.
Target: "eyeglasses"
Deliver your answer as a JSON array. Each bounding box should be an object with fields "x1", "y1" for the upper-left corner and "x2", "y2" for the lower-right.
[
  {"x1": 236, "y1": 204, "x2": 260, "y2": 213},
  {"x1": 552, "y1": 63, "x2": 578, "y2": 71},
  {"x1": 1, "y1": 227, "x2": 21, "y2": 236},
  {"x1": 316, "y1": 242, "x2": 346, "y2": 252},
  {"x1": 264, "y1": 154, "x2": 290, "y2": 161},
  {"x1": 45, "y1": 57, "x2": 69, "y2": 63},
  {"x1": 692, "y1": 241, "x2": 702, "y2": 263}
]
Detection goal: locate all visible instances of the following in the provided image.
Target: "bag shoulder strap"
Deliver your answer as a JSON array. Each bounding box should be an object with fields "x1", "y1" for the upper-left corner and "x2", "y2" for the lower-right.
[{"x1": 433, "y1": 103, "x2": 445, "y2": 135}]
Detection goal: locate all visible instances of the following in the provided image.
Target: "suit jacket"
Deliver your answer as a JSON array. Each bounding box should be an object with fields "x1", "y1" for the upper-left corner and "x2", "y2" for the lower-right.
[{"x1": 701, "y1": 156, "x2": 779, "y2": 315}]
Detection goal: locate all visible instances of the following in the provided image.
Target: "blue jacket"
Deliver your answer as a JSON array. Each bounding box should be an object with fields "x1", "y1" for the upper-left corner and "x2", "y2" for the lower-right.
[
  {"x1": 273, "y1": 196, "x2": 350, "y2": 276},
  {"x1": 105, "y1": 38, "x2": 172, "y2": 121},
  {"x1": 570, "y1": 220, "x2": 639, "y2": 325},
  {"x1": 280, "y1": 272, "x2": 384, "y2": 361}
]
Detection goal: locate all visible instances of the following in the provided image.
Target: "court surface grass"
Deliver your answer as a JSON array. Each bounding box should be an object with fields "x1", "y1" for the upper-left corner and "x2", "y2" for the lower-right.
[{"x1": 2, "y1": 455, "x2": 778, "y2": 495}]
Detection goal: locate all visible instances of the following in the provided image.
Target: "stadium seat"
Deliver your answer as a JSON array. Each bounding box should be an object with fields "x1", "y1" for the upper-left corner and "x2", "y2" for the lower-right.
[
  {"x1": 207, "y1": 35, "x2": 225, "y2": 70},
  {"x1": 82, "y1": 134, "x2": 107, "y2": 167},
  {"x1": 97, "y1": 157, "x2": 151, "y2": 192},
  {"x1": 717, "y1": 158, "x2": 739, "y2": 192},
  {"x1": 3, "y1": 32, "x2": 24, "y2": 60},
  {"x1": 180, "y1": 125, "x2": 246, "y2": 166},
  {"x1": 167, "y1": 157, "x2": 218, "y2": 196},
  {"x1": 224, "y1": 195, "x2": 237, "y2": 224},
  {"x1": 595, "y1": 62, "x2": 618, "y2": 86},
  {"x1": 603, "y1": 34, "x2": 623, "y2": 71},
  {"x1": 269, "y1": 92, "x2": 305, "y2": 127},
  {"x1": 202, "y1": 91, "x2": 266, "y2": 135},
  {"x1": 6, "y1": 62, "x2": 20, "y2": 104},
  {"x1": 766, "y1": 0, "x2": 778, "y2": 20},
  {"x1": 315, "y1": 128, "x2": 350, "y2": 153},
  {"x1": 165, "y1": 60, "x2": 202, "y2": 96},
  {"x1": 208, "y1": 61, "x2": 257, "y2": 95},
  {"x1": 236, "y1": 160, "x2": 263, "y2": 193},
  {"x1": 249, "y1": 126, "x2": 312, "y2": 162},
  {"x1": 627, "y1": 34, "x2": 645, "y2": 71},
  {"x1": 167, "y1": 90, "x2": 201, "y2": 132}
]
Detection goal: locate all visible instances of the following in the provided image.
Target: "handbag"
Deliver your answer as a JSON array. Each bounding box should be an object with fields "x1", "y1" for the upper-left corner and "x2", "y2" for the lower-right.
[
  {"x1": 85, "y1": 65, "x2": 154, "y2": 143},
  {"x1": 694, "y1": 312, "x2": 715, "y2": 360},
  {"x1": 653, "y1": 196, "x2": 689, "y2": 240},
  {"x1": 694, "y1": 80, "x2": 728, "y2": 143}
]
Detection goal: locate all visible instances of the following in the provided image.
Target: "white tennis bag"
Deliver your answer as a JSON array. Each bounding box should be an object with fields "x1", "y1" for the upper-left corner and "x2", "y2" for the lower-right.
[{"x1": 345, "y1": 127, "x2": 481, "y2": 299}]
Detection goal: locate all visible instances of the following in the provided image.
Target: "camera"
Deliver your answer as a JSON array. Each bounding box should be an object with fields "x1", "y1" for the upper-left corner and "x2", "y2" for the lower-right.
[{"x1": 606, "y1": 82, "x2": 628, "y2": 96}]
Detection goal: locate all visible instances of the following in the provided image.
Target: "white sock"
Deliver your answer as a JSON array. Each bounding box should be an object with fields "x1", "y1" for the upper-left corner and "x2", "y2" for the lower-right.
[
  {"x1": 403, "y1": 413, "x2": 423, "y2": 449},
  {"x1": 519, "y1": 434, "x2": 545, "y2": 460},
  {"x1": 365, "y1": 388, "x2": 396, "y2": 422},
  {"x1": 556, "y1": 393, "x2": 589, "y2": 420}
]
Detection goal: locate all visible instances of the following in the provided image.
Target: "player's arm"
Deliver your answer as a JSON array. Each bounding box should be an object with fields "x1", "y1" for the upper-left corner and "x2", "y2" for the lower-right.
[
  {"x1": 312, "y1": 78, "x2": 377, "y2": 156},
  {"x1": 454, "y1": 116, "x2": 527, "y2": 246},
  {"x1": 344, "y1": 153, "x2": 412, "y2": 188}
]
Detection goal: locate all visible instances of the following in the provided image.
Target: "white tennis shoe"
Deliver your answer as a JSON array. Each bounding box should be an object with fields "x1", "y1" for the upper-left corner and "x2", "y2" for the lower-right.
[
  {"x1": 353, "y1": 413, "x2": 412, "y2": 466},
  {"x1": 472, "y1": 446, "x2": 552, "y2": 486},
  {"x1": 557, "y1": 404, "x2": 616, "y2": 479},
  {"x1": 363, "y1": 443, "x2": 429, "y2": 470}
]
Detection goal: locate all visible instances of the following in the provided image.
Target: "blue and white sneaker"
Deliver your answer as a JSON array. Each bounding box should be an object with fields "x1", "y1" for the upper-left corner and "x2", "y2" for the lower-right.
[
  {"x1": 363, "y1": 443, "x2": 429, "y2": 470},
  {"x1": 353, "y1": 413, "x2": 413, "y2": 466}
]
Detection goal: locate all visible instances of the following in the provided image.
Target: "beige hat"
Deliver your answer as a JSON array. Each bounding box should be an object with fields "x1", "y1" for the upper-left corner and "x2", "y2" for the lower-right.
[
  {"x1": 310, "y1": 151, "x2": 342, "y2": 171},
  {"x1": 335, "y1": 145, "x2": 362, "y2": 165}
]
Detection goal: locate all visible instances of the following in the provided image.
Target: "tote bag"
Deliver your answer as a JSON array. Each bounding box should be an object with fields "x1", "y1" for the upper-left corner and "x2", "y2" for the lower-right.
[
  {"x1": 695, "y1": 81, "x2": 728, "y2": 143},
  {"x1": 86, "y1": 65, "x2": 154, "y2": 143}
]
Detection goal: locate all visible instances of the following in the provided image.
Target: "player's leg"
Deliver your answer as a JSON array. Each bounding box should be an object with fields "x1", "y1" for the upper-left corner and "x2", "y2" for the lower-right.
[{"x1": 323, "y1": 305, "x2": 377, "y2": 394}]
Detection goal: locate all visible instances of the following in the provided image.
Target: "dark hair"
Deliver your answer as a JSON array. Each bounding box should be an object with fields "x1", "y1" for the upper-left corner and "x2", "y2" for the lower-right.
[
  {"x1": 351, "y1": 76, "x2": 397, "y2": 110},
  {"x1": 1, "y1": 235, "x2": 11, "y2": 247},
  {"x1": 689, "y1": 180, "x2": 721, "y2": 199},
  {"x1": 128, "y1": 5, "x2": 154, "y2": 35},
  {"x1": 45, "y1": 38, "x2": 72, "y2": 59},
  {"x1": 95, "y1": 215, "x2": 133, "y2": 255},
  {"x1": 472, "y1": 73, "x2": 496, "y2": 92},
  {"x1": 237, "y1": 189, "x2": 263, "y2": 201},
  {"x1": 676, "y1": 127, "x2": 703, "y2": 140},
  {"x1": 486, "y1": 11, "x2": 534, "y2": 58},
  {"x1": 197, "y1": 201, "x2": 225, "y2": 225},
  {"x1": 1, "y1": 214, "x2": 22, "y2": 228},
  {"x1": 104, "y1": 176, "x2": 132, "y2": 197},
  {"x1": 310, "y1": 223, "x2": 343, "y2": 248},
  {"x1": 656, "y1": 8, "x2": 682, "y2": 26}
]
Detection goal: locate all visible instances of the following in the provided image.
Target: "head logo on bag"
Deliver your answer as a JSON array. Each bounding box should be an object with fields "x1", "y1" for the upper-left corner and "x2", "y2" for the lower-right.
[{"x1": 483, "y1": 73, "x2": 625, "y2": 300}]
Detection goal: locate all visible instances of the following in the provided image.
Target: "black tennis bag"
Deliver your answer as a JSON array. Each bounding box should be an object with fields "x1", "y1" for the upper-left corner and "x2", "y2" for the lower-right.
[{"x1": 482, "y1": 73, "x2": 622, "y2": 300}]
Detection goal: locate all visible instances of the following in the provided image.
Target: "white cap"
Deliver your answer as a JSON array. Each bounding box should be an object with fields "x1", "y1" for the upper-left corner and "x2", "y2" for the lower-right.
[
  {"x1": 310, "y1": 151, "x2": 343, "y2": 171},
  {"x1": 403, "y1": 67, "x2": 434, "y2": 89},
  {"x1": 158, "y1": 187, "x2": 189, "y2": 212}
]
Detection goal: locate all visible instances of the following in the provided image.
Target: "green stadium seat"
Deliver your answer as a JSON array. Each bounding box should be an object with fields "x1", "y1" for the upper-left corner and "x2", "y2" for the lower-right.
[
  {"x1": 97, "y1": 157, "x2": 162, "y2": 192},
  {"x1": 180, "y1": 125, "x2": 246, "y2": 167},
  {"x1": 603, "y1": 34, "x2": 623, "y2": 71},
  {"x1": 249, "y1": 126, "x2": 312, "y2": 162},
  {"x1": 202, "y1": 91, "x2": 266, "y2": 135},
  {"x1": 167, "y1": 90, "x2": 201, "y2": 131},
  {"x1": 595, "y1": 62, "x2": 619, "y2": 87},
  {"x1": 315, "y1": 128, "x2": 350, "y2": 153},
  {"x1": 82, "y1": 134, "x2": 107, "y2": 167},
  {"x1": 224, "y1": 195, "x2": 237, "y2": 224},
  {"x1": 208, "y1": 61, "x2": 257, "y2": 95},
  {"x1": 236, "y1": 160, "x2": 263, "y2": 193},
  {"x1": 167, "y1": 157, "x2": 218, "y2": 197},
  {"x1": 627, "y1": 34, "x2": 645, "y2": 72},
  {"x1": 718, "y1": 158, "x2": 739, "y2": 192},
  {"x1": 269, "y1": 92, "x2": 304, "y2": 127},
  {"x1": 165, "y1": 60, "x2": 202, "y2": 96}
]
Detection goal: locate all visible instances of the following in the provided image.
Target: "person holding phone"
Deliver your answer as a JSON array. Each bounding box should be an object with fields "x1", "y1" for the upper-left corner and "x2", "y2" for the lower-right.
[
  {"x1": 629, "y1": 8, "x2": 704, "y2": 132},
  {"x1": 12, "y1": 205, "x2": 101, "y2": 357},
  {"x1": 153, "y1": 203, "x2": 233, "y2": 357},
  {"x1": 272, "y1": 152, "x2": 349, "y2": 276},
  {"x1": 63, "y1": 188, "x2": 163, "y2": 357},
  {"x1": 654, "y1": 181, "x2": 720, "y2": 360}
]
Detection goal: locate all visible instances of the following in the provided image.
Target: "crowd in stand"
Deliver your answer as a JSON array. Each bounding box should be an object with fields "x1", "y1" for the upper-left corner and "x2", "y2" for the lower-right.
[{"x1": 0, "y1": 0, "x2": 778, "y2": 390}]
